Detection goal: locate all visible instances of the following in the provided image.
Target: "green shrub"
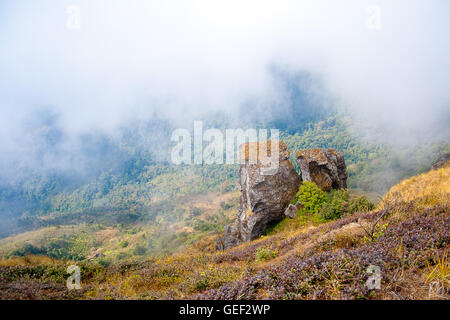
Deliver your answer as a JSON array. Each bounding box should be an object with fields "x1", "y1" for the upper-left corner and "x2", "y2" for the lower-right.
[
  {"x1": 133, "y1": 244, "x2": 148, "y2": 256},
  {"x1": 115, "y1": 252, "x2": 129, "y2": 260},
  {"x1": 97, "y1": 257, "x2": 111, "y2": 268},
  {"x1": 296, "y1": 181, "x2": 327, "y2": 214},
  {"x1": 255, "y1": 247, "x2": 277, "y2": 261},
  {"x1": 295, "y1": 182, "x2": 374, "y2": 221},
  {"x1": 348, "y1": 196, "x2": 375, "y2": 214},
  {"x1": 319, "y1": 189, "x2": 349, "y2": 220},
  {"x1": 119, "y1": 240, "x2": 129, "y2": 248},
  {"x1": 8, "y1": 236, "x2": 89, "y2": 261},
  {"x1": 220, "y1": 201, "x2": 233, "y2": 210},
  {"x1": 8, "y1": 244, "x2": 44, "y2": 257},
  {"x1": 193, "y1": 273, "x2": 210, "y2": 291}
]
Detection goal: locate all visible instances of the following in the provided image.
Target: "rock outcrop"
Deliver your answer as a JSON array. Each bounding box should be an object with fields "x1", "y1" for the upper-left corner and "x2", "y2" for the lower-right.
[
  {"x1": 295, "y1": 148, "x2": 347, "y2": 192},
  {"x1": 432, "y1": 153, "x2": 450, "y2": 170},
  {"x1": 216, "y1": 141, "x2": 301, "y2": 250},
  {"x1": 284, "y1": 202, "x2": 304, "y2": 219}
]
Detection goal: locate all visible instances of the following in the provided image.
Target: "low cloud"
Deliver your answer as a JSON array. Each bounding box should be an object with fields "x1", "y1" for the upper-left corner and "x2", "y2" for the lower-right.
[{"x1": 0, "y1": 0, "x2": 449, "y2": 172}]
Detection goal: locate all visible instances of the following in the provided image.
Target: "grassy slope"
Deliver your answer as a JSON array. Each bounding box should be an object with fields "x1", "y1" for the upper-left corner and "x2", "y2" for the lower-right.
[{"x1": 0, "y1": 164, "x2": 448, "y2": 300}]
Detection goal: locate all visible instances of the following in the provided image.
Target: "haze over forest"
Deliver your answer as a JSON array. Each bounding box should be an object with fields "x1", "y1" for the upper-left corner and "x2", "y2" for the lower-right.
[{"x1": 1, "y1": 1, "x2": 449, "y2": 172}]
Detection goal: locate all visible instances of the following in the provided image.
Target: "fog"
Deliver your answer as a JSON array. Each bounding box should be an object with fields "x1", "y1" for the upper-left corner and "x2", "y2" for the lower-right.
[{"x1": 0, "y1": 0, "x2": 449, "y2": 173}]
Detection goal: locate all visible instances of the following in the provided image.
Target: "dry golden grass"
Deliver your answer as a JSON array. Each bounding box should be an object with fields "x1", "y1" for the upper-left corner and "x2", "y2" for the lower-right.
[
  {"x1": 426, "y1": 249, "x2": 449, "y2": 299},
  {"x1": 379, "y1": 166, "x2": 450, "y2": 211},
  {"x1": 0, "y1": 255, "x2": 60, "y2": 267}
]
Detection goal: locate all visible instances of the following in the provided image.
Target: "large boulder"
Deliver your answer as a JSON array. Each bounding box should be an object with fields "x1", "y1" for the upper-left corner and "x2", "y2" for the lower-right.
[
  {"x1": 295, "y1": 148, "x2": 347, "y2": 192},
  {"x1": 216, "y1": 141, "x2": 301, "y2": 250}
]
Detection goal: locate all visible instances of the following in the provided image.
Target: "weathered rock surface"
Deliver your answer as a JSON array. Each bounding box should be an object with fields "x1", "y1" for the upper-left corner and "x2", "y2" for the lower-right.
[
  {"x1": 295, "y1": 148, "x2": 347, "y2": 192},
  {"x1": 432, "y1": 153, "x2": 450, "y2": 170},
  {"x1": 284, "y1": 204, "x2": 297, "y2": 219},
  {"x1": 216, "y1": 141, "x2": 301, "y2": 250},
  {"x1": 284, "y1": 202, "x2": 304, "y2": 219}
]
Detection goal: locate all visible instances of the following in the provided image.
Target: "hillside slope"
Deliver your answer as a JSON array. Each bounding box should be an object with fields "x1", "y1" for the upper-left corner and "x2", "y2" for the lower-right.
[
  {"x1": 1, "y1": 115, "x2": 448, "y2": 262},
  {"x1": 0, "y1": 163, "x2": 448, "y2": 300}
]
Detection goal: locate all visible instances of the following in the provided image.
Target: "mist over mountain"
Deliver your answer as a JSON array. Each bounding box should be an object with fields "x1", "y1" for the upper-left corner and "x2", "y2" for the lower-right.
[
  {"x1": 1, "y1": 1, "x2": 449, "y2": 157},
  {"x1": 0, "y1": 1, "x2": 449, "y2": 241}
]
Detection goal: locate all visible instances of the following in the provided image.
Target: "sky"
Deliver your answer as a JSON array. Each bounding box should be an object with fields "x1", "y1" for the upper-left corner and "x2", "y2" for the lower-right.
[{"x1": 0, "y1": 0, "x2": 449, "y2": 171}]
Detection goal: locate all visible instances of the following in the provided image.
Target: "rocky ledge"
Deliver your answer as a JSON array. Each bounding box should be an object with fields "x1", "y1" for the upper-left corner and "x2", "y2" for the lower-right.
[
  {"x1": 215, "y1": 141, "x2": 300, "y2": 250},
  {"x1": 296, "y1": 148, "x2": 347, "y2": 192},
  {"x1": 216, "y1": 144, "x2": 348, "y2": 250}
]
